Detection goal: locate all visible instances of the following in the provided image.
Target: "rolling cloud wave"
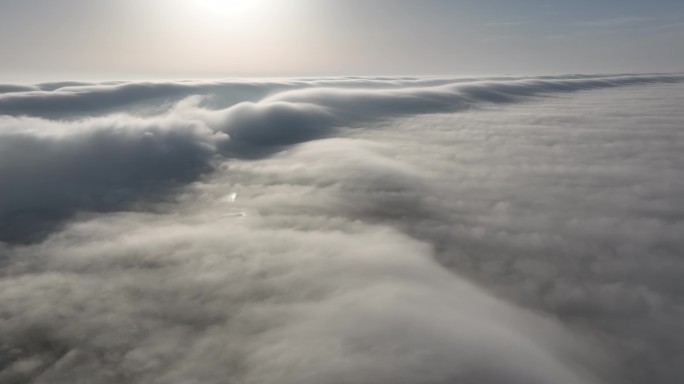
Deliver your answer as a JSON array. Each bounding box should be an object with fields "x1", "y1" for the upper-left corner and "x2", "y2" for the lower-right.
[{"x1": 1, "y1": 73, "x2": 682, "y2": 242}]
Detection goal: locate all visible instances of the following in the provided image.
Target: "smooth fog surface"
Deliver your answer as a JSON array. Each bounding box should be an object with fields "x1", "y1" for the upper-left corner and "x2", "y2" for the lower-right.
[{"x1": 1, "y1": 74, "x2": 684, "y2": 384}]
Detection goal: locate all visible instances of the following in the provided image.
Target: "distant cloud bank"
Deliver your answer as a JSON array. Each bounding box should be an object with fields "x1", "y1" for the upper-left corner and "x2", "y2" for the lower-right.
[{"x1": 1, "y1": 74, "x2": 683, "y2": 384}]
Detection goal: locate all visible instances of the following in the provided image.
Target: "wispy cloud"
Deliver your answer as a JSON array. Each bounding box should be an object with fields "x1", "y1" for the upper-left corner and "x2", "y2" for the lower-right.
[
  {"x1": 574, "y1": 16, "x2": 652, "y2": 28},
  {"x1": 485, "y1": 21, "x2": 527, "y2": 28}
]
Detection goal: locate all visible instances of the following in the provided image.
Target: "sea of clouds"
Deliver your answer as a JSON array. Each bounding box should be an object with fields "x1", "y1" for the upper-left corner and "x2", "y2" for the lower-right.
[{"x1": 1, "y1": 74, "x2": 683, "y2": 384}]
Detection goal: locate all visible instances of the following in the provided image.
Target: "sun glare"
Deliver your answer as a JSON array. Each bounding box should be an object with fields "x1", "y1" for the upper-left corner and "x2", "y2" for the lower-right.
[
  {"x1": 164, "y1": 0, "x2": 283, "y2": 31},
  {"x1": 143, "y1": 0, "x2": 314, "y2": 76}
]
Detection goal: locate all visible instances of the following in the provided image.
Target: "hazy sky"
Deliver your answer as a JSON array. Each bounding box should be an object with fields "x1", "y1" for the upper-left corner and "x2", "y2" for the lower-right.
[{"x1": 1, "y1": 0, "x2": 684, "y2": 81}]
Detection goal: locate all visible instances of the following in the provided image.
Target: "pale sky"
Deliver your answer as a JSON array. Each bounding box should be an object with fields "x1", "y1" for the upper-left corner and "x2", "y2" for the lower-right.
[{"x1": 1, "y1": 0, "x2": 683, "y2": 81}]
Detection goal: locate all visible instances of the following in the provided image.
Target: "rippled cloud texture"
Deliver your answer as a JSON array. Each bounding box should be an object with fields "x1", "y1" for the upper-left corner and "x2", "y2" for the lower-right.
[{"x1": 1, "y1": 74, "x2": 684, "y2": 384}]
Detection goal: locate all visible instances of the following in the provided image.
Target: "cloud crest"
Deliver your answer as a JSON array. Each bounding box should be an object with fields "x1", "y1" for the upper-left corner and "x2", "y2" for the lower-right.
[{"x1": 1, "y1": 73, "x2": 679, "y2": 242}]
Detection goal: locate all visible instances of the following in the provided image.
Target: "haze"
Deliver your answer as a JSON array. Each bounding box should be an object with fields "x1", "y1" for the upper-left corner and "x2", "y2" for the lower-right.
[{"x1": 1, "y1": 0, "x2": 683, "y2": 81}]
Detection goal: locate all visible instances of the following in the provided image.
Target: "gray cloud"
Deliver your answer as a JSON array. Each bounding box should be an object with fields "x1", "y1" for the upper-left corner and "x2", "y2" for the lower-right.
[
  {"x1": 0, "y1": 145, "x2": 607, "y2": 384},
  {"x1": 0, "y1": 77, "x2": 469, "y2": 120},
  {"x1": 4, "y1": 73, "x2": 681, "y2": 243},
  {"x1": 0, "y1": 84, "x2": 39, "y2": 94},
  {"x1": 1, "y1": 74, "x2": 683, "y2": 383},
  {"x1": 1, "y1": 74, "x2": 678, "y2": 120},
  {"x1": 0, "y1": 113, "x2": 225, "y2": 243}
]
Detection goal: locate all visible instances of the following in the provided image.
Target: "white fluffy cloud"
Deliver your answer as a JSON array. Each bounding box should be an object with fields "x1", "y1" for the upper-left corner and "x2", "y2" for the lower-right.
[{"x1": 1, "y1": 74, "x2": 683, "y2": 383}]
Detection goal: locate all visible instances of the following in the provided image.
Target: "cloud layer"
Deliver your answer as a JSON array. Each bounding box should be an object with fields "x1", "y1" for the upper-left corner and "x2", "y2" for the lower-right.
[
  {"x1": 1, "y1": 74, "x2": 683, "y2": 383},
  {"x1": 1, "y1": 73, "x2": 682, "y2": 243}
]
